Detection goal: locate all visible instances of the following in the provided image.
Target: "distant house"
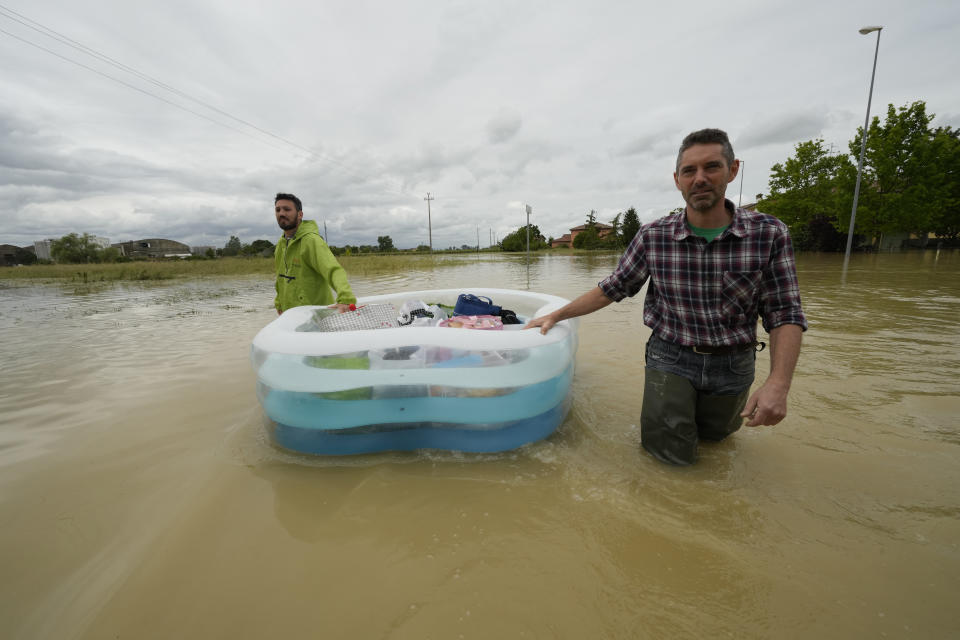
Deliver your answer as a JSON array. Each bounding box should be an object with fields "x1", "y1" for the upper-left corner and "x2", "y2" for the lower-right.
[
  {"x1": 0, "y1": 244, "x2": 36, "y2": 266},
  {"x1": 112, "y1": 238, "x2": 190, "y2": 259},
  {"x1": 551, "y1": 233, "x2": 573, "y2": 249},
  {"x1": 0, "y1": 244, "x2": 20, "y2": 266},
  {"x1": 550, "y1": 222, "x2": 615, "y2": 248}
]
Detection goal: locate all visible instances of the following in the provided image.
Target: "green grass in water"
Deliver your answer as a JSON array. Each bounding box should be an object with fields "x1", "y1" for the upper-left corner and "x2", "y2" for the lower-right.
[{"x1": 0, "y1": 254, "x2": 488, "y2": 282}]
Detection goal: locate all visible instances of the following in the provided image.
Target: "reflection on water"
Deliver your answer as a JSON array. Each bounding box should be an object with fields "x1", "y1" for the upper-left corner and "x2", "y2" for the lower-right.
[{"x1": 1, "y1": 252, "x2": 959, "y2": 639}]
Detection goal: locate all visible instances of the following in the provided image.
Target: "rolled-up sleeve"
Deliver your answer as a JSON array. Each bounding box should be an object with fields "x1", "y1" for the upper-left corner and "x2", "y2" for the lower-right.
[
  {"x1": 599, "y1": 231, "x2": 649, "y2": 301},
  {"x1": 760, "y1": 228, "x2": 808, "y2": 332}
]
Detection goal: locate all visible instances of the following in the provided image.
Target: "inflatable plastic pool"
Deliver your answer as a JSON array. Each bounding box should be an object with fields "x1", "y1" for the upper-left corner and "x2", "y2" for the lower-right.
[{"x1": 251, "y1": 288, "x2": 578, "y2": 455}]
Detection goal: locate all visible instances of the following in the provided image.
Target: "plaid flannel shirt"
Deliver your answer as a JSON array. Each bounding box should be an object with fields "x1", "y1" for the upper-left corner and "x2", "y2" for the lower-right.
[{"x1": 599, "y1": 200, "x2": 808, "y2": 346}]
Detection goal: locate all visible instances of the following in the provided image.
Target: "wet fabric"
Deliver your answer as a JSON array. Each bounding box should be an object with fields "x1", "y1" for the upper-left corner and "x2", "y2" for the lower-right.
[{"x1": 640, "y1": 334, "x2": 755, "y2": 465}]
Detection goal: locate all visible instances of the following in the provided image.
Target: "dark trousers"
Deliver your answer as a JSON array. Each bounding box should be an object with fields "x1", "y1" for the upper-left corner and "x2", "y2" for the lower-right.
[{"x1": 640, "y1": 334, "x2": 756, "y2": 466}]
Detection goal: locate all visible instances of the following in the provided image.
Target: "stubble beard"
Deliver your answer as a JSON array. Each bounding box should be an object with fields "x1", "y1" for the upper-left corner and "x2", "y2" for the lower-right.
[{"x1": 685, "y1": 188, "x2": 722, "y2": 212}]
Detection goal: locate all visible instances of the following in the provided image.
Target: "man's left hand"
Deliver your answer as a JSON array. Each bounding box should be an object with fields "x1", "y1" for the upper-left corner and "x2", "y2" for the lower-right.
[
  {"x1": 328, "y1": 303, "x2": 354, "y2": 313},
  {"x1": 740, "y1": 382, "x2": 789, "y2": 426}
]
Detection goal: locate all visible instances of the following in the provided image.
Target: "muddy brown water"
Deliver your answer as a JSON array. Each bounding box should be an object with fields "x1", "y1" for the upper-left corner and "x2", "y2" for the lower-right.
[{"x1": 1, "y1": 251, "x2": 958, "y2": 639}]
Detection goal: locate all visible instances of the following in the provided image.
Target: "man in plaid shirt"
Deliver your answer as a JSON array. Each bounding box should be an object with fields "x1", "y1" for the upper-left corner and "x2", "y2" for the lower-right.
[{"x1": 526, "y1": 128, "x2": 807, "y2": 465}]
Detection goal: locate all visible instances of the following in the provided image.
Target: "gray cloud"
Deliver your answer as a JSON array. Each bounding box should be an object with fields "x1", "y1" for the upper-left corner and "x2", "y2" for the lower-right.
[
  {"x1": 735, "y1": 109, "x2": 832, "y2": 150},
  {"x1": 613, "y1": 130, "x2": 676, "y2": 158},
  {"x1": 1, "y1": 1, "x2": 958, "y2": 251},
  {"x1": 486, "y1": 109, "x2": 523, "y2": 144}
]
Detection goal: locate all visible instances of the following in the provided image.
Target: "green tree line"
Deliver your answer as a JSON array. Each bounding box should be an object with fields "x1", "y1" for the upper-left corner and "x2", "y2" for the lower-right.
[
  {"x1": 500, "y1": 207, "x2": 641, "y2": 252},
  {"x1": 761, "y1": 100, "x2": 960, "y2": 250}
]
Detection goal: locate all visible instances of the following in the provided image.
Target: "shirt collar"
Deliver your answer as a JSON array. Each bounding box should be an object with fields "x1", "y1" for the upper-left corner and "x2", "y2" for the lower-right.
[{"x1": 673, "y1": 199, "x2": 746, "y2": 241}]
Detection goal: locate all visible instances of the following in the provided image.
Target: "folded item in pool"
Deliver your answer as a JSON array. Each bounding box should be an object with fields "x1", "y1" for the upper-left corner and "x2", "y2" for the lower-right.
[
  {"x1": 306, "y1": 304, "x2": 399, "y2": 331},
  {"x1": 439, "y1": 315, "x2": 504, "y2": 330}
]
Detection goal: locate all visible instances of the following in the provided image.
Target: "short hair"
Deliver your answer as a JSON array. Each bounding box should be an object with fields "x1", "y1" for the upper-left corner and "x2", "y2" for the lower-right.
[
  {"x1": 676, "y1": 129, "x2": 735, "y2": 172},
  {"x1": 275, "y1": 193, "x2": 302, "y2": 212}
]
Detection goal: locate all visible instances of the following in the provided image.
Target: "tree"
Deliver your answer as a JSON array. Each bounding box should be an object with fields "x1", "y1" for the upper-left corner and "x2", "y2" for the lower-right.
[
  {"x1": 377, "y1": 235, "x2": 395, "y2": 252},
  {"x1": 500, "y1": 224, "x2": 547, "y2": 252},
  {"x1": 839, "y1": 101, "x2": 958, "y2": 243},
  {"x1": 14, "y1": 246, "x2": 37, "y2": 265},
  {"x1": 930, "y1": 126, "x2": 960, "y2": 239},
  {"x1": 223, "y1": 236, "x2": 242, "y2": 256},
  {"x1": 572, "y1": 226, "x2": 601, "y2": 249},
  {"x1": 620, "y1": 208, "x2": 641, "y2": 245},
  {"x1": 607, "y1": 213, "x2": 622, "y2": 247},
  {"x1": 50, "y1": 233, "x2": 106, "y2": 263},
  {"x1": 762, "y1": 138, "x2": 853, "y2": 251},
  {"x1": 242, "y1": 239, "x2": 274, "y2": 256},
  {"x1": 585, "y1": 209, "x2": 597, "y2": 227}
]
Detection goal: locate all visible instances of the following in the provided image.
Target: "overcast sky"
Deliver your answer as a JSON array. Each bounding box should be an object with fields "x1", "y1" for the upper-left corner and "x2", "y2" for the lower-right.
[{"x1": 2, "y1": 0, "x2": 959, "y2": 250}]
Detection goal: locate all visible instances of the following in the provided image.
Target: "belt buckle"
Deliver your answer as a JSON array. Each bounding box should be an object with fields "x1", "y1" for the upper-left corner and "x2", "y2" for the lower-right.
[{"x1": 692, "y1": 345, "x2": 711, "y2": 355}]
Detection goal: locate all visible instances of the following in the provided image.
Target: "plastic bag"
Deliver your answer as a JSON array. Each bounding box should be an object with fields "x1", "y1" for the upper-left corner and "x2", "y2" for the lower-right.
[{"x1": 397, "y1": 300, "x2": 448, "y2": 327}]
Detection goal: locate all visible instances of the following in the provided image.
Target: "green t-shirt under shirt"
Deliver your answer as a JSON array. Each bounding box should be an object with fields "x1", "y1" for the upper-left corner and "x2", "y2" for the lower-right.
[{"x1": 688, "y1": 222, "x2": 730, "y2": 243}]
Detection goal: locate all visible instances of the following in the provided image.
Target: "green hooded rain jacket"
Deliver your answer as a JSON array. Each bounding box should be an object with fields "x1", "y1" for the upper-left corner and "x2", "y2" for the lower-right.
[{"x1": 274, "y1": 220, "x2": 356, "y2": 312}]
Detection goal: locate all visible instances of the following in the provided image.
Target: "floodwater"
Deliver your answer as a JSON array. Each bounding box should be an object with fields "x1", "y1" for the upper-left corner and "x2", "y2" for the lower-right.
[{"x1": 1, "y1": 251, "x2": 958, "y2": 639}]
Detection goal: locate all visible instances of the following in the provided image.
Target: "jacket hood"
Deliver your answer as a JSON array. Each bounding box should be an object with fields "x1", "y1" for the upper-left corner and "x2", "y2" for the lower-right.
[{"x1": 288, "y1": 219, "x2": 321, "y2": 241}]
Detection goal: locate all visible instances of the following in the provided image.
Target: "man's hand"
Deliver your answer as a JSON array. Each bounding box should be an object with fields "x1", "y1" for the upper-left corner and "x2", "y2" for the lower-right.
[
  {"x1": 524, "y1": 314, "x2": 558, "y2": 335},
  {"x1": 328, "y1": 303, "x2": 354, "y2": 313},
  {"x1": 741, "y1": 323, "x2": 803, "y2": 426},
  {"x1": 740, "y1": 382, "x2": 789, "y2": 426},
  {"x1": 523, "y1": 287, "x2": 613, "y2": 335}
]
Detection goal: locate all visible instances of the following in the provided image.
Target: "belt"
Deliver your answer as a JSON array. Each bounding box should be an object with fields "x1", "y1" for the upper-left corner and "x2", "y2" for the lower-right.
[{"x1": 690, "y1": 341, "x2": 765, "y2": 355}]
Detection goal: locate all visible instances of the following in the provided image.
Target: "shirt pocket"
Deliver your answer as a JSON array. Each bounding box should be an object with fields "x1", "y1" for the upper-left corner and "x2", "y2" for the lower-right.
[{"x1": 721, "y1": 270, "x2": 761, "y2": 324}]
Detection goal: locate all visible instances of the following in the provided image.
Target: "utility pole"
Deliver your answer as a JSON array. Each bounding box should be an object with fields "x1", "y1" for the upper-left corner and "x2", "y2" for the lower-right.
[
  {"x1": 323, "y1": 220, "x2": 328, "y2": 243},
  {"x1": 738, "y1": 160, "x2": 745, "y2": 207},
  {"x1": 525, "y1": 204, "x2": 532, "y2": 262},
  {"x1": 477, "y1": 226, "x2": 480, "y2": 253},
  {"x1": 424, "y1": 192, "x2": 434, "y2": 250}
]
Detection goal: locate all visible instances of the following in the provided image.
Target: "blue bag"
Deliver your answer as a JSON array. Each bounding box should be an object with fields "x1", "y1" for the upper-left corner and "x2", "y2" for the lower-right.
[{"x1": 454, "y1": 293, "x2": 501, "y2": 316}]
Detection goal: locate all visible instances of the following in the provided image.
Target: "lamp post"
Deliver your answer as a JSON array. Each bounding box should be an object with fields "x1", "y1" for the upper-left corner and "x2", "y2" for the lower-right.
[
  {"x1": 525, "y1": 204, "x2": 532, "y2": 263},
  {"x1": 738, "y1": 160, "x2": 745, "y2": 207},
  {"x1": 842, "y1": 25, "x2": 883, "y2": 278}
]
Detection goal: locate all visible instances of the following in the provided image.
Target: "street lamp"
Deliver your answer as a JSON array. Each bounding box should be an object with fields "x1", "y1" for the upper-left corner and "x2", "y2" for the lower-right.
[
  {"x1": 738, "y1": 160, "x2": 745, "y2": 207},
  {"x1": 842, "y1": 25, "x2": 883, "y2": 277}
]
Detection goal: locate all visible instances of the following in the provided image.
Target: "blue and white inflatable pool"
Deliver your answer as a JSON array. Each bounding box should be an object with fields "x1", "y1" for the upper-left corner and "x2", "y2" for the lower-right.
[{"x1": 250, "y1": 288, "x2": 578, "y2": 455}]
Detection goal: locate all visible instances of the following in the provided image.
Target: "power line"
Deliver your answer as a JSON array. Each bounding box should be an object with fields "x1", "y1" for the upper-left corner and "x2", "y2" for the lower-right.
[
  {"x1": 0, "y1": 3, "x2": 322, "y2": 157},
  {"x1": 0, "y1": 26, "x2": 300, "y2": 158},
  {"x1": 0, "y1": 4, "x2": 418, "y2": 199}
]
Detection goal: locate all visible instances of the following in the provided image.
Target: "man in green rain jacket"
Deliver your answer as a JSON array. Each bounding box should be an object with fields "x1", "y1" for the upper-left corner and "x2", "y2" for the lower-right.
[{"x1": 274, "y1": 192, "x2": 357, "y2": 314}]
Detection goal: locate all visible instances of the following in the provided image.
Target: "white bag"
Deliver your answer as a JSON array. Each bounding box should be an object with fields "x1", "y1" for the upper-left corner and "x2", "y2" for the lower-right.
[{"x1": 397, "y1": 300, "x2": 448, "y2": 327}]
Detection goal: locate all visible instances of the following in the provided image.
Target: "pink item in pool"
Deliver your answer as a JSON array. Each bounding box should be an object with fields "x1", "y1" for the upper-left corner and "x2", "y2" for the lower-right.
[{"x1": 439, "y1": 315, "x2": 504, "y2": 330}]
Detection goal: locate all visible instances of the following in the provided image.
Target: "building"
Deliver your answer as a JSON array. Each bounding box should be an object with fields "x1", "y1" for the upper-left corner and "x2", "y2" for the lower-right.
[
  {"x1": 550, "y1": 233, "x2": 573, "y2": 248},
  {"x1": 112, "y1": 238, "x2": 191, "y2": 259},
  {"x1": 190, "y1": 245, "x2": 215, "y2": 256},
  {"x1": 550, "y1": 222, "x2": 615, "y2": 248},
  {"x1": 0, "y1": 244, "x2": 37, "y2": 266},
  {"x1": 34, "y1": 239, "x2": 55, "y2": 260},
  {"x1": 32, "y1": 235, "x2": 110, "y2": 261}
]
